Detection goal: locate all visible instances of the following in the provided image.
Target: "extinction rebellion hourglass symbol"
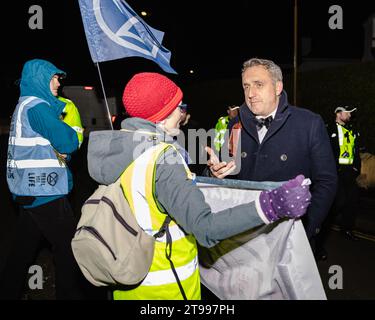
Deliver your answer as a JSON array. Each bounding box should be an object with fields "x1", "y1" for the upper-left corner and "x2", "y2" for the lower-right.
[{"x1": 47, "y1": 173, "x2": 58, "y2": 186}]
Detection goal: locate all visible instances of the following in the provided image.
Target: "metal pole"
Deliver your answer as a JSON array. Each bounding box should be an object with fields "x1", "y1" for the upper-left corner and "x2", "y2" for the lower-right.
[
  {"x1": 95, "y1": 62, "x2": 113, "y2": 130},
  {"x1": 196, "y1": 176, "x2": 284, "y2": 191},
  {"x1": 293, "y1": 0, "x2": 298, "y2": 106}
]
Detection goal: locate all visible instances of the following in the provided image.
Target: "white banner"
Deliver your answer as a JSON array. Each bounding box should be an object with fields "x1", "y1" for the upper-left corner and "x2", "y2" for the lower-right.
[{"x1": 197, "y1": 180, "x2": 326, "y2": 300}]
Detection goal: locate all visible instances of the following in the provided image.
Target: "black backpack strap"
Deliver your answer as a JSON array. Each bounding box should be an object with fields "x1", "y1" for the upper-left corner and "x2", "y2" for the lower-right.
[
  {"x1": 153, "y1": 215, "x2": 171, "y2": 239},
  {"x1": 153, "y1": 215, "x2": 187, "y2": 300}
]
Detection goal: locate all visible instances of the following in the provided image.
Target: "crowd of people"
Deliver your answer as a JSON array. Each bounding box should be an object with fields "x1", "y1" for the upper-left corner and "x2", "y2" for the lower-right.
[{"x1": 0, "y1": 57, "x2": 367, "y2": 300}]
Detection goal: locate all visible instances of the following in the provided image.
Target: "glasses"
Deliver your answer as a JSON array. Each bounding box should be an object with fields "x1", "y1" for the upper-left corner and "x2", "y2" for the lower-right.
[{"x1": 178, "y1": 103, "x2": 188, "y2": 113}]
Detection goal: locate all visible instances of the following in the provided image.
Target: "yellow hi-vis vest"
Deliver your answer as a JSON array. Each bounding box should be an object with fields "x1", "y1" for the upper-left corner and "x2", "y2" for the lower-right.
[
  {"x1": 113, "y1": 142, "x2": 200, "y2": 300},
  {"x1": 214, "y1": 116, "x2": 229, "y2": 151},
  {"x1": 337, "y1": 123, "x2": 356, "y2": 165},
  {"x1": 58, "y1": 97, "x2": 84, "y2": 148}
]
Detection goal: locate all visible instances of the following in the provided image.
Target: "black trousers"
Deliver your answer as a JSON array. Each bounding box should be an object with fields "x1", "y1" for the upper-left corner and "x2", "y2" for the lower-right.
[
  {"x1": 312, "y1": 166, "x2": 359, "y2": 254},
  {"x1": 0, "y1": 197, "x2": 87, "y2": 300},
  {"x1": 334, "y1": 167, "x2": 360, "y2": 230}
]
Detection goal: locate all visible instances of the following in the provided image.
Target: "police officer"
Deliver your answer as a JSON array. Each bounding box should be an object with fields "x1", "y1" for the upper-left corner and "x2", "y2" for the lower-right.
[
  {"x1": 328, "y1": 106, "x2": 361, "y2": 241},
  {"x1": 213, "y1": 106, "x2": 239, "y2": 151},
  {"x1": 58, "y1": 96, "x2": 84, "y2": 148}
]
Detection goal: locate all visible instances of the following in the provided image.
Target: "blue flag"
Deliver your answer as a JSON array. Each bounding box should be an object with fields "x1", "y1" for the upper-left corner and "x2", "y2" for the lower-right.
[{"x1": 78, "y1": 0, "x2": 177, "y2": 74}]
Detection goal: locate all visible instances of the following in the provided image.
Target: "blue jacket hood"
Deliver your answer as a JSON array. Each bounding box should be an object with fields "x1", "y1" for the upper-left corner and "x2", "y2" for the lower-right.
[{"x1": 20, "y1": 59, "x2": 66, "y2": 115}]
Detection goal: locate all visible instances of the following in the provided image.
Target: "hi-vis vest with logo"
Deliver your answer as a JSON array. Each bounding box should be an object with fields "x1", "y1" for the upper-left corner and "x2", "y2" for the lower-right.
[
  {"x1": 113, "y1": 142, "x2": 200, "y2": 300},
  {"x1": 6, "y1": 96, "x2": 69, "y2": 196},
  {"x1": 58, "y1": 96, "x2": 84, "y2": 148},
  {"x1": 337, "y1": 124, "x2": 356, "y2": 165}
]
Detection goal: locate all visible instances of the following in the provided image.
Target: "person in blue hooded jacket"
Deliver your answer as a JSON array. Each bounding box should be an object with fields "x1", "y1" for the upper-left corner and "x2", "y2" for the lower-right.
[{"x1": 1, "y1": 59, "x2": 86, "y2": 299}]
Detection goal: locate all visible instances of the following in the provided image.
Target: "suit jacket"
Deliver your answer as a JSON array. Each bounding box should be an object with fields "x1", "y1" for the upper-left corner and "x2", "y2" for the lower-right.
[{"x1": 228, "y1": 91, "x2": 338, "y2": 239}]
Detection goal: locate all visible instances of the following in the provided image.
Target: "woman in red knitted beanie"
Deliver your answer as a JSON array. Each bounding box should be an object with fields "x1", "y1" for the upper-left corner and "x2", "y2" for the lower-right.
[
  {"x1": 87, "y1": 72, "x2": 311, "y2": 300},
  {"x1": 122, "y1": 73, "x2": 182, "y2": 121}
]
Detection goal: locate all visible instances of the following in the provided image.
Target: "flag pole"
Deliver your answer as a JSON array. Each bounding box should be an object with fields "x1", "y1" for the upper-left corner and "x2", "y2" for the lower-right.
[{"x1": 95, "y1": 62, "x2": 113, "y2": 130}]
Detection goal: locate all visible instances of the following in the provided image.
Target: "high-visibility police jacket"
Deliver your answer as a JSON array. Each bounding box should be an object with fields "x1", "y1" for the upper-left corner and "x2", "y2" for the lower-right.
[
  {"x1": 6, "y1": 96, "x2": 69, "y2": 196},
  {"x1": 113, "y1": 142, "x2": 200, "y2": 300},
  {"x1": 336, "y1": 123, "x2": 356, "y2": 165},
  {"x1": 214, "y1": 115, "x2": 229, "y2": 151},
  {"x1": 58, "y1": 96, "x2": 84, "y2": 148}
]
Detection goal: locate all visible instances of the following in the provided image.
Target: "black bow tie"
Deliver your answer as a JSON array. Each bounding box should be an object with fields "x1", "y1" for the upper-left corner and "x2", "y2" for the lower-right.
[{"x1": 254, "y1": 116, "x2": 273, "y2": 130}]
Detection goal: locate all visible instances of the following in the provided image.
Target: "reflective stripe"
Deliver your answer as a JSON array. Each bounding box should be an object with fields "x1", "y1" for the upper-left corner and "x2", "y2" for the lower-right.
[
  {"x1": 130, "y1": 144, "x2": 189, "y2": 241},
  {"x1": 9, "y1": 136, "x2": 50, "y2": 146},
  {"x1": 142, "y1": 256, "x2": 198, "y2": 286},
  {"x1": 8, "y1": 159, "x2": 65, "y2": 169},
  {"x1": 16, "y1": 97, "x2": 37, "y2": 138},
  {"x1": 71, "y1": 126, "x2": 84, "y2": 134},
  {"x1": 153, "y1": 224, "x2": 186, "y2": 242},
  {"x1": 337, "y1": 124, "x2": 344, "y2": 146},
  {"x1": 131, "y1": 146, "x2": 159, "y2": 234},
  {"x1": 339, "y1": 158, "x2": 353, "y2": 165}
]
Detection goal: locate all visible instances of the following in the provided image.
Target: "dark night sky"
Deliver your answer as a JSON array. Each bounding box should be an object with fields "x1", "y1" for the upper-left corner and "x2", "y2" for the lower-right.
[{"x1": 1, "y1": 0, "x2": 374, "y2": 117}]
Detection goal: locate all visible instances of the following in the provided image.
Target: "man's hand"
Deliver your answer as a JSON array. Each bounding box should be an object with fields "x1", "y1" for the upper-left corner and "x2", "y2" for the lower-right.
[{"x1": 205, "y1": 146, "x2": 236, "y2": 179}]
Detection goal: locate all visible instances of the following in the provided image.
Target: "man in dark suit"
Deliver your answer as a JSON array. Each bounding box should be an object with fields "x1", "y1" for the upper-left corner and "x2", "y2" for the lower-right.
[{"x1": 206, "y1": 58, "x2": 337, "y2": 253}]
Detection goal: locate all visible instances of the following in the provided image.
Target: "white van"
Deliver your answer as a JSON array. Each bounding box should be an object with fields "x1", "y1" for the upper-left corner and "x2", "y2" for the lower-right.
[{"x1": 62, "y1": 86, "x2": 120, "y2": 136}]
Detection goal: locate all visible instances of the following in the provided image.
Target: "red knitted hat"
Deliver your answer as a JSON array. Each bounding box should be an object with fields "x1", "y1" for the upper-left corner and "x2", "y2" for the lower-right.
[{"x1": 122, "y1": 72, "x2": 183, "y2": 123}]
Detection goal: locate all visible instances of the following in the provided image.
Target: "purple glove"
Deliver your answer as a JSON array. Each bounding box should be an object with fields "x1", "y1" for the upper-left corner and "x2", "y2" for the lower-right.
[{"x1": 256, "y1": 175, "x2": 312, "y2": 224}]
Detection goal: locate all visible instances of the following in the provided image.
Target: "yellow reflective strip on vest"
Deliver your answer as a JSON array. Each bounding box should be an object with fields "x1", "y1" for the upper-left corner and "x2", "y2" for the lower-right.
[
  {"x1": 339, "y1": 158, "x2": 353, "y2": 164},
  {"x1": 337, "y1": 124, "x2": 344, "y2": 146},
  {"x1": 71, "y1": 126, "x2": 83, "y2": 134},
  {"x1": 113, "y1": 267, "x2": 201, "y2": 300},
  {"x1": 142, "y1": 256, "x2": 198, "y2": 286}
]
